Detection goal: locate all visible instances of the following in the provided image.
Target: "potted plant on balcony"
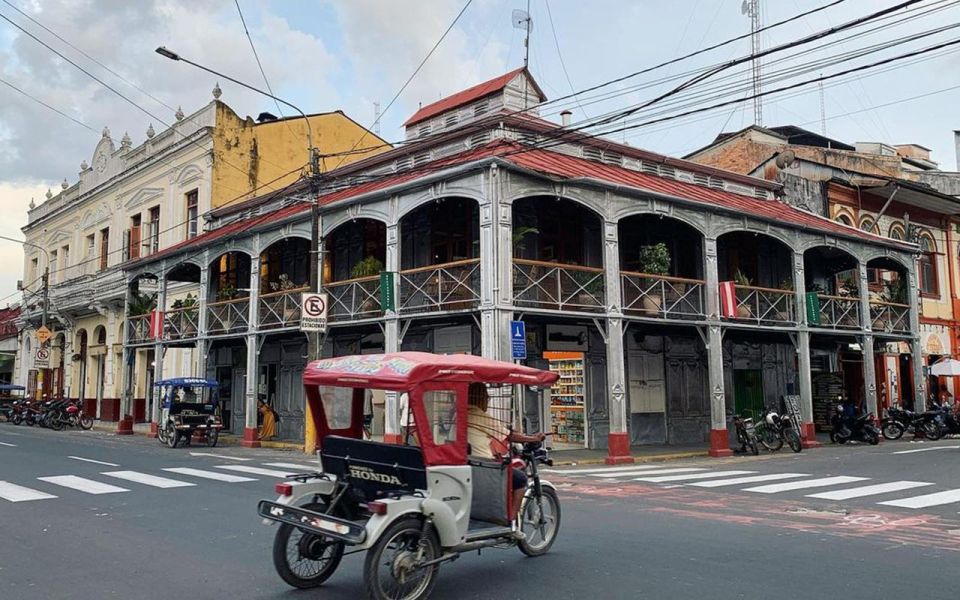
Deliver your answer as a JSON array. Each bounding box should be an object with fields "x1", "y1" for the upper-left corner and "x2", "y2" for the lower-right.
[
  {"x1": 571, "y1": 269, "x2": 604, "y2": 308},
  {"x1": 215, "y1": 284, "x2": 239, "y2": 331},
  {"x1": 351, "y1": 257, "x2": 384, "y2": 315},
  {"x1": 638, "y1": 243, "x2": 670, "y2": 314},
  {"x1": 268, "y1": 274, "x2": 303, "y2": 322},
  {"x1": 127, "y1": 292, "x2": 156, "y2": 316},
  {"x1": 181, "y1": 293, "x2": 199, "y2": 336},
  {"x1": 774, "y1": 278, "x2": 794, "y2": 322},
  {"x1": 733, "y1": 270, "x2": 753, "y2": 319},
  {"x1": 875, "y1": 277, "x2": 908, "y2": 331}
]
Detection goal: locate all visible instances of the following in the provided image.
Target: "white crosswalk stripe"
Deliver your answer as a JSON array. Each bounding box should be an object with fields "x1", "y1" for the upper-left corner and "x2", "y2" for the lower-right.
[
  {"x1": 37, "y1": 475, "x2": 129, "y2": 495},
  {"x1": 688, "y1": 473, "x2": 809, "y2": 488},
  {"x1": 101, "y1": 471, "x2": 195, "y2": 489},
  {"x1": 588, "y1": 467, "x2": 706, "y2": 478},
  {"x1": 807, "y1": 481, "x2": 933, "y2": 501},
  {"x1": 214, "y1": 465, "x2": 296, "y2": 478},
  {"x1": 743, "y1": 476, "x2": 869, "y2": 494},
  {"x1": 263, "y1": 462, "x2": 318, "y2": 471},
  {"x1": 544, "y1": 465, "x2": 675, "y2": 475},
  {"x1": 878, "y1": 489, "x2": 960, "y2": 509},
  {"x1": 0, "y1": 481, "x2": 57, "y2": 502},
  {"x1": 634, "y1": 470, "x2": 755, "y2": 483},
  {"x1": 162, "y1": 468, "x2": 257, "y2": 483},
  {"x1": 0, "y1": 441, "x2": 16, "y2": 447}
]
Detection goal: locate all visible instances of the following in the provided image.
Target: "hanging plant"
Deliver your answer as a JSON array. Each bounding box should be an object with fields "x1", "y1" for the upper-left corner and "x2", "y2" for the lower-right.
[
  {"x1": 216, "y1": 283, "x2": 238, "y2": 301},
  {"x1": 127, "y1": 292, "x2": 157, "y2": 316},
  {"x1": 351, "y1": 256, "x2": 384, "y2": 279}
]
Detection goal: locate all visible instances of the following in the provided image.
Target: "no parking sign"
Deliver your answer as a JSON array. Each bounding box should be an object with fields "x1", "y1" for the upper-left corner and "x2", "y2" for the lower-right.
[{"x1": 300, "y1": 293, "x2": 328, "y2": 333}]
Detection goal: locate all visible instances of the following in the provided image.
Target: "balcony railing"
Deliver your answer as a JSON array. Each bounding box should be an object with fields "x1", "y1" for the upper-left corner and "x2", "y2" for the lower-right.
[
  {"x1": 207, "y1": 297, "x2": 250, "y2": 335},
  {"x1": 399, "y1": 259, "x2": 480, "y2": 314},
  {"x1": 870, "y1": 300, "x2": 910, "y2": 333},
  {"x1": 259, "y1": 287, "x2": 309, "y2": 330},
  {"x1": 729, "y1": 284, "x2": 795, "y2": 325},
  {"x1": 326, "y1": 277, "x2": 382, "y2": 322},
  {"x1": 621, "y1": 272, "x2": 704, "y2": 319},
  {"x1": 815, "y1": 294, "x2": 860, "y2": 329},
  {"x1": 513, "y1": 259, "x2": 605, "y2": 313},
  {"x1": 127, "y1": 314, "x2": 152, "y2": 344},
  {"x1": 164, "y1": 306, "x2": 199, "y2": 340}
]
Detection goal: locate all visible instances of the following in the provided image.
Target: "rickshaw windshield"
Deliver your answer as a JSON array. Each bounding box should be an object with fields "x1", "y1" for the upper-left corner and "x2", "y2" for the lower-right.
[{"x1": 317, "y1": 386, "x2": 355, "y2": 430}]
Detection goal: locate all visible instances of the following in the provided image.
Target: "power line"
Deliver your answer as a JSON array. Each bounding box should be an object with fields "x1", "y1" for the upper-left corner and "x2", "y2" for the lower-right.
[
  {"x1": 543, "y1": 0, "x2": 587, "y2": 118},
  {"x1": 330, "y1": 0, "x2": 474, "y2": 171},
  {"x1": 0, "y1": 76, "x2": 97, "y2": 133},
  {"x1": 233, "y1": 0, "x2": 284, "y2": 121}
]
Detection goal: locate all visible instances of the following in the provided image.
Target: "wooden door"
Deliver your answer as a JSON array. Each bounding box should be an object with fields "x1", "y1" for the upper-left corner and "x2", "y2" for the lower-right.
[{"x1": 628, "y1": 350, "x2": 666, "y2": 444}]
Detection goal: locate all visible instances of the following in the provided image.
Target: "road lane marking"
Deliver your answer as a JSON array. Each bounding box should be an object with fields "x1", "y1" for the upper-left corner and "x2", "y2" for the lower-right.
[
  {"x1": 214, "y1": 465, "x2": 296, "y2": 478},
  {"x1": 544, "y1": 465, "x2": 677, "y2": 475},
  {"x1": 743, "y1": 476, "x2": 869, "y2": 494},
  {"x1": 879, "y1": 489, "x2": 960, "y2": 509},
  {"x1": 189, "y1": 452, "x2": 252, "y2": 461},
  {"x1": 0, "y1": 441, "x2": 16, "y2": 447},
  {"x1": 634, "y1": 470, "x2": 756, "y2": 483},
  {"x1": 263, "y1": 462, "x2": 319, "y2": 471},
  {"x1": 807, "y1": 481, "x2": 934, "y2": 500},
  {"x1": 588, "y1": 468, "x2": 706, "y2": 478},
  {"x1": 0, "y1": 481, "x2": 57, "y2": 502},
  {"x1": 892, "y1": 446, "x2": 960, "y2": 455},
  {"x1": 37, "y1": 476, "x2": 129, "y2": 495},
  {"x1": 68, "y1": 456, "x2": 119, "y2": 467},
  {"x1": 101, "y1": 471, "x2": 195, "y2": 489},
  {"x1": 689, "y1": 473, "x2": 809, "y2": 488},
  {"x1": 163, "y1": 468, "x2": 257, "y2": 483}
]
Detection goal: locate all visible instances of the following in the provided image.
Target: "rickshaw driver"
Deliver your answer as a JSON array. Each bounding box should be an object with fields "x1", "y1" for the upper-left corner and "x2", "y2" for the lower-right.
[{"x1": 466, "y1": 383, "x2": 545, "y2": 524}]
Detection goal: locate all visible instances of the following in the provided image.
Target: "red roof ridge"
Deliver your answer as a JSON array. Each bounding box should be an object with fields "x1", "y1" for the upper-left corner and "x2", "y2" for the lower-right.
[{"x1": 403, "y1": 67, "x2": 544, "y2": 127}]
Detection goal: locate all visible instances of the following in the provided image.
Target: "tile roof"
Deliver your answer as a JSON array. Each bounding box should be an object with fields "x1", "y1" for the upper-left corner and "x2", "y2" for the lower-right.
[
  {"x1": 403, "y1": 68, "x2": 545, "y2": 127},
  {"x1": 134, "y1": 140, "x2": 914, "y2": 267}
]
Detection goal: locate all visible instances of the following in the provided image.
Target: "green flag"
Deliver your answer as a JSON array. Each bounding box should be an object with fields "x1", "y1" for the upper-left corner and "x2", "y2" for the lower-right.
[
  {"x1": 805, "y1": 292, "x2": 821, "y2": 326},
  {"x1": 380, "y1": 271, "x2": 395, "y2": 312}
]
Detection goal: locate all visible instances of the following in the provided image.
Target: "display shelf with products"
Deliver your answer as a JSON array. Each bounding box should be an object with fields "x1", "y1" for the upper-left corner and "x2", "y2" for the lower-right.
[{"x1": 546, "y1": 352, "x2": 586, "y2": 446}]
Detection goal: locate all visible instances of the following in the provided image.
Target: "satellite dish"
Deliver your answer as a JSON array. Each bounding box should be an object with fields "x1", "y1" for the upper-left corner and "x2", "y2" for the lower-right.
[
  {"x1": 741, "y1": 1, "x2": 749, "y2": 15},
  {"x1": 512, "y1": 9, "x2": 533, "y2": 31},
  {"x1": 775, "y1": 149, "x2": 797, "y2": 169}
]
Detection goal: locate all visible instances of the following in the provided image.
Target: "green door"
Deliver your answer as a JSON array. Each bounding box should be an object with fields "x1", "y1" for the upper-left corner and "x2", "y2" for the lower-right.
[{"x1": 733, "y1": 369, "x2": 765, "y2": 421}]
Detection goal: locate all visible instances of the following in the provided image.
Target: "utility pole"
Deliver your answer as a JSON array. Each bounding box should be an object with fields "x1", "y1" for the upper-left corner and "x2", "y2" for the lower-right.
[
  {"x1": 818, "y1": 76, "x2": 827, "y2": 136},
  {"x1": 742, "y1": 0, "x2": 763, "y2": 126}
]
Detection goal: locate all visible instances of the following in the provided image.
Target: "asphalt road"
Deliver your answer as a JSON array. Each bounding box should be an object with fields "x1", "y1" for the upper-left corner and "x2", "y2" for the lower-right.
[{"x1": 2, "y1": 425, "x2": 960, "y2": 600}]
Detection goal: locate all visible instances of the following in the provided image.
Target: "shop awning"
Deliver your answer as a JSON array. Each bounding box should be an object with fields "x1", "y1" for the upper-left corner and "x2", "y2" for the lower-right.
[{"x1": 930, "y1": 358, "x2": 960, "y2": 376}]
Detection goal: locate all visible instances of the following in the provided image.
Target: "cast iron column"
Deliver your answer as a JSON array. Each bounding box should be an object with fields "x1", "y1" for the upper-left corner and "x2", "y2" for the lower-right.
[
  {"x1": 243, "y1": 250, "x2": 260, "y2": 448},
  {"x1": 793, "y1": 249, "x2": 819, "y2": 446},
  {"x1": 603, "y1": 219, "x2": 631, "y2": 463},
  {"x1": 704, "y1": 236, "x2": 731, "y2": 457}
]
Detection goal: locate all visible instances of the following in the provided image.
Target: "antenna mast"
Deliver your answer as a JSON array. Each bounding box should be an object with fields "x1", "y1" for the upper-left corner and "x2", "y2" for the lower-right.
[
  {"x1": 512, "y1": 4, "x2": 534, "y2": 109},
  {"x1": 373, "y1": 101, "x2": 381, "y2": 136},
  {"x1": 742, "y1": 0, "x2": 763, "y2": 126},
  {"x1": 818, "y1": 77, "x2": 826, "y2": 136}
]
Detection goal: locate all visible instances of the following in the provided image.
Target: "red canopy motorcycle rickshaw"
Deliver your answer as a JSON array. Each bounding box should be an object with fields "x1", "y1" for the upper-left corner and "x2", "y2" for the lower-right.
[{"x1": 258, "y1": 352, "x2": 561, "y2": 600}]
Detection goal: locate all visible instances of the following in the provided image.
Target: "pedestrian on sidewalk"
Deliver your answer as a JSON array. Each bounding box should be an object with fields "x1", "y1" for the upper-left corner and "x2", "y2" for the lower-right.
[{"x1": 258, "y1": 397, "x2": 277, "y2": 441}]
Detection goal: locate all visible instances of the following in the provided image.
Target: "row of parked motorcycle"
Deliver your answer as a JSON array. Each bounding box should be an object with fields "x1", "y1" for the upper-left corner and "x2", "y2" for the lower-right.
[
  {"x1": 880, "y1": 402, "x2": 960, "y2": 441},
  {"x1": 0, "y1": 398, "x2": 93, "y2": 431},
  {"x1": 733, "y1": 410, "x2": 803, "y2": 456}
]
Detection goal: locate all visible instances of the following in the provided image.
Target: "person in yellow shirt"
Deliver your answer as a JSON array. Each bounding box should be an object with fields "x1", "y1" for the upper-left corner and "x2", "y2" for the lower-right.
[{"x1": 258, "y1": 398, "x2": 277, "y2": 441}]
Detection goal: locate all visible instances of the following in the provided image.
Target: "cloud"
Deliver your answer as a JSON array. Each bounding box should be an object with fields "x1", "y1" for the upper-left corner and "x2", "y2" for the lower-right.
[{"x1": 0, "y1": 181, "x2": 46, "y2": 306}]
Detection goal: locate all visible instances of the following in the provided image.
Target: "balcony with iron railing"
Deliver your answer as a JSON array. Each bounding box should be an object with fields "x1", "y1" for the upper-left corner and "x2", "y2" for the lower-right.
[
  {"x1": 814, "y1": 294, "x2": 861, "y2": 329},
  {"x1": 727, "y1": 284, "x2": 796, "y2": 326},
  {"x1": 207, "y1": 296, "x2": 250, "y2": 335},
  {"x1": 399, "y1": 259, "x2": 481, "y2": 315},
  {"x1": 513, "y1": 259, "x2": 605, "y2": 313},
  {"x1": 326, "y1": 276, "x2": 382, "y2": 322},
  {"x1": 869, "y1": 300, "x2": 910, "y2": 334},
  {"x1": 127, "y1": 313, "x2": 152, "y2": 344},
  {"x1": 259, "y1": 286, "x2": 310, "y2": 330},
  {"x1": 164, "y1": 306, "x2": 200, "y2": 340},
  {"x1": 621, "y1": 272, "x2": 705, "y2": 320}
]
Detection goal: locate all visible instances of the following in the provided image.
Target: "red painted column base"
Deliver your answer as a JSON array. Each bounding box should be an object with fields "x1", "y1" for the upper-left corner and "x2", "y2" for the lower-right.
[
  {"x1": 708, "y1": 428, "x2": 733, "y2": 457},
  {"x1": 605, "y1": 432, "x2": 634, "y2": 465},
  {"x1": 115, "y1": 416, "x2": 134, "y2": 435},
  {"x1": 801, "y1": 422, "x2": 822, "y2": 449},
  {"x1": 148, "y1": 422, "x2": 158, "y2": 438},
  {"x1": 384, "y1": 433, "x2": 402, "y2": 444},
  {"x1": 241, "y1": 427, "x2": 261, "y2": 448}
]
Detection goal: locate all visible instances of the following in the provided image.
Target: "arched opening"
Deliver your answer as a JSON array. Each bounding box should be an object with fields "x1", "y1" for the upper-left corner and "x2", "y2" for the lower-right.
[
  {"x1": 512, "y1": 197, "x2": 604, "y2": 312},
  {"x1": 835, "y1": 213, "x2": 853, "y2": 226},
  {"x1": 166, "y1": 263, "x2": 202, "y2": 340},
  {"x1": 399, "y1": 198, "x2": 481, "y2": 313},
  {"x1": 859, "y1": 217, "x2": 879, "y2": 235},
  {"x1": 618, "y1": 214, "x2": 704, "y2": 318},
  {"x1": 53, "y1": 332, "x2": 66, "y2": 398},
  {"x1": 208, "y1": 251, "x2": 252, "y2": 334},
  {"x1": 127, "y1": 273, "x2": 159, "y2": 344},
  {"x1": 888, "y1": 222, "x2": 906, "y2": 240},
  {"x1": 75, "y1": 329, "x2": 88, "y2": 405},
  {"x1": 324, "y1": 219, "x2": 387, "y2": 322},
  {"x1": 803, "y1": 246, "x2": 860, "y2": 329},
  {"x1": 866, "y1": 255, "x2": 913, "y2": 413},
  {"x1": 917, "y1": 231, "x2": 938, "y2": 298},
  {"x1": 717, "y1": 231, "x2": 794, "y2": 325},
  {"x1": 259, "y1": 237, "x2": 311, "y2": 329}
]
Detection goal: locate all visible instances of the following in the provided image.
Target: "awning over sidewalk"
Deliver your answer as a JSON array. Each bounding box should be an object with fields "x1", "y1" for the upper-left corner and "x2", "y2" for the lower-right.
[{"x1": 930, "y1": 358, "x2": 960, "y2": 376}]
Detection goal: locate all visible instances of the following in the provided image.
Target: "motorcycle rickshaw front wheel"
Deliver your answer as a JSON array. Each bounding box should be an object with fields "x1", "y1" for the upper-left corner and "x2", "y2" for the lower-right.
[
  {"x1": 272, "y1": 501, "x2": 345, "y2": 589},
  {"x1": 519, "y1": 486, "x2": 562, "y2": 557},
  {"x1": 363, "y1": 518, "x2": 440, "y2": 600}
]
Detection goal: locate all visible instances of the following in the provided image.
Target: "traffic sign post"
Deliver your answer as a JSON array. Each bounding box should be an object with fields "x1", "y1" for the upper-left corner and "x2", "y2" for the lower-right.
[
  {"x1": 35, "y1": 347, "x2": 50, "y2": 369},
  {"x1": 510, "y1": 320, "x2": 526, "y2": 360},
  {"x1": 300, "y1": 293, "x2": 328, "y2": 333}
]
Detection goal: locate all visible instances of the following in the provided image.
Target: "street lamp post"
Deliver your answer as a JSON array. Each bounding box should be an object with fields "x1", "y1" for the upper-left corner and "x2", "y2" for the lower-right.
[{"x1": 0, "y1": 234, "x2": 50, "y2": 399}]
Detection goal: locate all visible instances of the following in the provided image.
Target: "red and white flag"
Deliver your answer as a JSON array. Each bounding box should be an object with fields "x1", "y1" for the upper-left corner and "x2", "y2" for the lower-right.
[
  {"x1": 718, "y1": 281, "x2": 737, "y2": 318},
  {"x1": 149, "y1": 310, "x2": 165, "y2": 339}
]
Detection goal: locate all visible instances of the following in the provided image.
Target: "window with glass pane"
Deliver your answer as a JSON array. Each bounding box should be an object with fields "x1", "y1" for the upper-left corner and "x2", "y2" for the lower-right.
[
  {"x1": 423, "y1": 390, "x2": 457, "y2": 445},
  {"x1": 49, "y1": 250, "x2": 58, "y2": 284},
  {"x1": 920, "y1": 254, "x2": 937, "y2": 295},
  {"x1": 149, "y1": 206, "x2": 160, "y2": 254},
  {"x1": 186, "y1": 190, "x2": 199, "y2": 239},
  {"x1": 318, "y1": 386, "x2": 355, "y2": 430}
]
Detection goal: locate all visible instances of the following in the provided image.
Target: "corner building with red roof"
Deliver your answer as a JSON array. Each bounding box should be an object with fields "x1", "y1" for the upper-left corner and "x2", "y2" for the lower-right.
[{"x1": 123, "y1": 69, "x2": 922, "y2": 460}]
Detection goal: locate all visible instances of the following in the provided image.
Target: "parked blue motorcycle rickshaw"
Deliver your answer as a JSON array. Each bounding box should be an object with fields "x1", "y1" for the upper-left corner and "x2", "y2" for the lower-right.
[{"x1": 154, "y1": 378, "x2": 222, "y2": 448}]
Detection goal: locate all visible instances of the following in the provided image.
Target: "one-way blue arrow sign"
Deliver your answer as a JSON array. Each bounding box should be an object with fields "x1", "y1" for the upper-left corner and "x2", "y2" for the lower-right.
[{"x1": 510, "y1": 320, "x2": 526, "y2": 360}]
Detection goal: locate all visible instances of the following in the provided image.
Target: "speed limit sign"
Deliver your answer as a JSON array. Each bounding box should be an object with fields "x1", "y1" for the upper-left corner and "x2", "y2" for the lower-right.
[{"x1": 300, "y1": 293, "x2": 328, "y2": 332}]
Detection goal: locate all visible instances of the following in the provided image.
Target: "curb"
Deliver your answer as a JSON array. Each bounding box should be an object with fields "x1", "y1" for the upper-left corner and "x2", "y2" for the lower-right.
[
  {"x1": 89, "y1": 424, "x2": 304, "y2": 451},
  {"x1": 552, "y1": 450, "x2": 708, "y2": 466}
]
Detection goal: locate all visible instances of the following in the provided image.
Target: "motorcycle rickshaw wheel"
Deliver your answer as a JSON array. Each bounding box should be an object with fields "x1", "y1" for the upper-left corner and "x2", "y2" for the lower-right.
[
  {"x1": 205, "y1": 427, "x2": 219, "y2": 447},
  {"x1": 519, "y1": 486, "x2": 562, "y2": 557},
  {"x1": 363, "y1": 518, "x2": 440, "y2": 600},
  {"x1": 167, "y1": 425, "x2": 180, "y2": 449},
  {"x1": 272, "y1": 501, "x2": 345, "y2": 589}
]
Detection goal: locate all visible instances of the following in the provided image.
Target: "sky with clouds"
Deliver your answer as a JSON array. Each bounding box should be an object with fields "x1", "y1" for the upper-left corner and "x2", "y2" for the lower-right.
[{"x1": 1, "y1": 0, "x2": 958, "y2": 304}]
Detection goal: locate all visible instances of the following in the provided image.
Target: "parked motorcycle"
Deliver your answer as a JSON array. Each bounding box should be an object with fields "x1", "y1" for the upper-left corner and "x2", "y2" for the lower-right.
[
  {"x1": 833, "y1": 412, "x2": 880, "y2": 445},
  {"x1": 881, "y1": 406, "x2": 943, "y2": 441},
  {"x1": 46, "y1": 398, "x2": 93, "y2": 430},
  {"x1": 930, "y1": 403, "x2": 960, "y2": 437},
  {"x1": 733, "y1": 414, "x2": 759, "y2": 455},
  {"x1": 756, "y1": 410, "x2": 802, "y2": 453}
]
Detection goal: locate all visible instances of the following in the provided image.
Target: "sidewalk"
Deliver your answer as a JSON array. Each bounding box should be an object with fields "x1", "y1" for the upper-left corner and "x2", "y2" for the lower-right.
[
  {"x1": 90, "y1": 421, "x2": 305, "y2": 451},
  {"x1": 550, "y1": 444, "x2": 709, "y2": 466}
]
